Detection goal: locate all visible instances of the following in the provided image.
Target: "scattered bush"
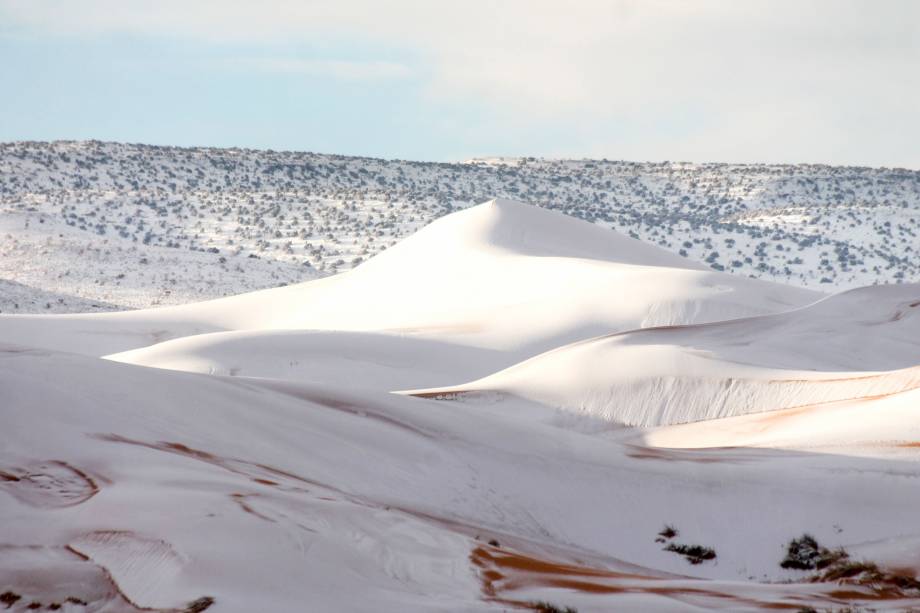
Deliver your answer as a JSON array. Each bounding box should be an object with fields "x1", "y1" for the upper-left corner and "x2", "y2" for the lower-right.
[
  {"x1": 658, "y1": 524, "x2": 678, "y2": 540},
  {"x1": 782, "y1": 534, "x2": 920, "y2": 597},
  {"x1": 530, "y1": 601, "x2": 578, "y2": 613},
  {"x1": 0, "y1": 591, "x2": 21, "y2": 607},
  {"x1": 184, "y1": 596, "x2": 215, "y2": 613},
  {"x1": 813, "y1": 558, "x2": 920, "y2": 592},
  {"x1": 817, "y1": 560, "x2": 882, "y2": 582},
  {"x1": 781, "y1": 534, "x2": 821, "y2": 570},
  {"x1": 655, "y1": 525, "x2": 715, "y2": 564},
  {"x1": 780, "y1": 534, "x2": 847, "y2": 571},
  {"x1": 664, "y1": 543, "x2": 717, "y2": 565}
]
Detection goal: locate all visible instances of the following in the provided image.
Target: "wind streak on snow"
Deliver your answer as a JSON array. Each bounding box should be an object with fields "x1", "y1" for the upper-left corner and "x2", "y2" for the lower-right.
[
  {"x1": 68, "y1": 531, "x2": 187, "y2": 610},
  {"x1": 0, "y1": 543, "x2": 213, "y2": 613}
]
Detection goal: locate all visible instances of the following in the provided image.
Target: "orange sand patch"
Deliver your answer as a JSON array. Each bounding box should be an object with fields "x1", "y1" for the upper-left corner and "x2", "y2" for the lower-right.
[{"x1": 471, "y1": 544, "x2": 920, "y2": 610}]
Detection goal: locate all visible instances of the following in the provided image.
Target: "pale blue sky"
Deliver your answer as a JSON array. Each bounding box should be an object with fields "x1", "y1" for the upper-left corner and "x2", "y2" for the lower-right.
[{"x1": 1, "y1": 1, "x2": 918, "y2": 167}]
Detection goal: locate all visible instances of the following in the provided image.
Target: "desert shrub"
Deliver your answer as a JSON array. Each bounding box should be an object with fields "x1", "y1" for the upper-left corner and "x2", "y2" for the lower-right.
[
  {"x1": 530, "y1": 602, "x2": 578, "y2": 613},
  {"x1": 184, "y1": 596, "x2": 215, "y2": 613},
  {"x1": 656, "y1": 525, "x2": 715, "y2": 564},
  {"x1": 817, "y1": 560, "x2": 882, "y2": 583},
  {"x1": 814, "y1": 559, "x2": 920, "y2": 592},
  {"x1": 781, "y1": 534, "x2": 848, "y2": 570},
  {"x1": 783, "y1": 535, "x2": 920, "y2": 596},
  {"x1": 0, "y1": 592, "x2": 21, "y2": 607},
  {"x1": 658, "y1": 524, "x2": 678, "y2": 539},
  {"x1": 664, "y1": 543, "x2": 717, "y2": 565},
  {"x1": 780, "y1": 534, "x2": 822, "y2": 570}
]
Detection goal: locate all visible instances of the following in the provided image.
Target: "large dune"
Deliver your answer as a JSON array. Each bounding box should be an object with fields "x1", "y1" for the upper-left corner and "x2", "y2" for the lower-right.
[
  {"x1": 103, "y1": 199, "x2": 819, "y2": 393},
  {"x1": 1, "y1": 199, "x2": 818, "y2": 358}
]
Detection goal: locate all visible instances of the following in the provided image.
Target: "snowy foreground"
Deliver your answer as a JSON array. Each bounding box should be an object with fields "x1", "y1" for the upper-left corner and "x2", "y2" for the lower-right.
[{"x1": 3, "y1": 199, "x2": 920, "y2": 612}]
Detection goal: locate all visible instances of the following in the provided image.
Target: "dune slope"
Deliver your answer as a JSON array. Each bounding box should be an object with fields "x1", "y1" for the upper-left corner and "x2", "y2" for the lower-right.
[
  {"x1": 406, "y1": 283, "x2": 920, "y2": 426},
  {"x1": 1, "y1": 199, "x2": 818, "y2": 359}
]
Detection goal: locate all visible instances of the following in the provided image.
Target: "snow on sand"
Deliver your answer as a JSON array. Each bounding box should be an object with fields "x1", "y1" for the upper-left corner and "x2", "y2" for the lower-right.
[{"x1": 3, "y1": 199, "x2": 920, "y2": 611}]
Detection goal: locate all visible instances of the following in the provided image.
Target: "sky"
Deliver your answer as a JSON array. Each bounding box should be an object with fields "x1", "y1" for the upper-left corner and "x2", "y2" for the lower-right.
[{"x1": 0, "y1": 0, "x2": 918, "y2": 168}]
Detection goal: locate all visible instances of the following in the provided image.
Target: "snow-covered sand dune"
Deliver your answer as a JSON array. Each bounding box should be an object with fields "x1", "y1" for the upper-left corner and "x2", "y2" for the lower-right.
[
  {"x1": 106, "y1": 329, "x2": 508, "y2": 391},
  {"x1": 644, "y1": 384, "x2": 920, "y2": 451},
  {"x1": 101, "y1": 199, "x2": 821, "y2": 399},
  {"x1": 1, "y1": 199, "x2": 817, "y2": 359},
  {"x1": 4, "y1": 198, "x2": 920, "y2": 611},
  {"x1": 407, "y1": 283, "x2": 920, "y2": 426}
]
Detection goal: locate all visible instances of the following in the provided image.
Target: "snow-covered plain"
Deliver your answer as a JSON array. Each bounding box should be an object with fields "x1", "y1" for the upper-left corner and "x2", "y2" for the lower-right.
[{"x1": 3, "y1": 198, "x2": 920, "y2": 612}]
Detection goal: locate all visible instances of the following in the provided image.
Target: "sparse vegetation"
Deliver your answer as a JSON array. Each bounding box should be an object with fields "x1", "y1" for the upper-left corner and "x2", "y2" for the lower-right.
[
  {"x1": 656, "y1": 524, "x2": 678, "y2": 542},
  {"x1": 664, "y1": 542, "x2": 717, "y2": 565},
  {"x1": 530, "y1": 601, "x2": 578, "y2": 613},
  {"x1": 0, "y1": 591, "x2": 21, "y2": 608},
  {"x1": 656, "y1": 525, "x2": 716, "y2": 564},
  {"x1": 780, "y1": 534, "x2": 847, "y2": 570},
  {"x1": 812, "y1": 558, "x2": 920, "y2": 593},
  {"x1": 2, "y1": 141, "x2": 919, "y2": 314},
  {"x1": 184, "y1": 596, "x2": 216, "y2": 612},
  {"x1": 781, "y1": 534, "x2": 920, "y2": 597}
]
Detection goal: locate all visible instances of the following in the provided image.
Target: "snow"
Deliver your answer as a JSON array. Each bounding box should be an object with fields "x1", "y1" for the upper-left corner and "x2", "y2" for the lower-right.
[
  {"x1": 3, "y1": 141, "x2": 920, "y2": 317},
  {"x1": 0, "y1": 210, "x2": 311, "y2": 313},
  {"x1": 3, "y1": 196, "x2": 920, "y2": 611},
  {"x1": 1, "y1": 199, "x2": 818, "y2": 359},
  {"x1": 407, "y1": 281, "x2": 920, "y2": 426}
]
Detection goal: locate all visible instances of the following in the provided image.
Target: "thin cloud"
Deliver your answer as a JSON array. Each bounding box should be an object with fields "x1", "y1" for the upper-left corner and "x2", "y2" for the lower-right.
[
  {"x1": 1, "y1": 0, "x2": 918, "y2": 166},
  {"x1": 235, "y1": 58, "x2": 411, "y2": 81}
]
